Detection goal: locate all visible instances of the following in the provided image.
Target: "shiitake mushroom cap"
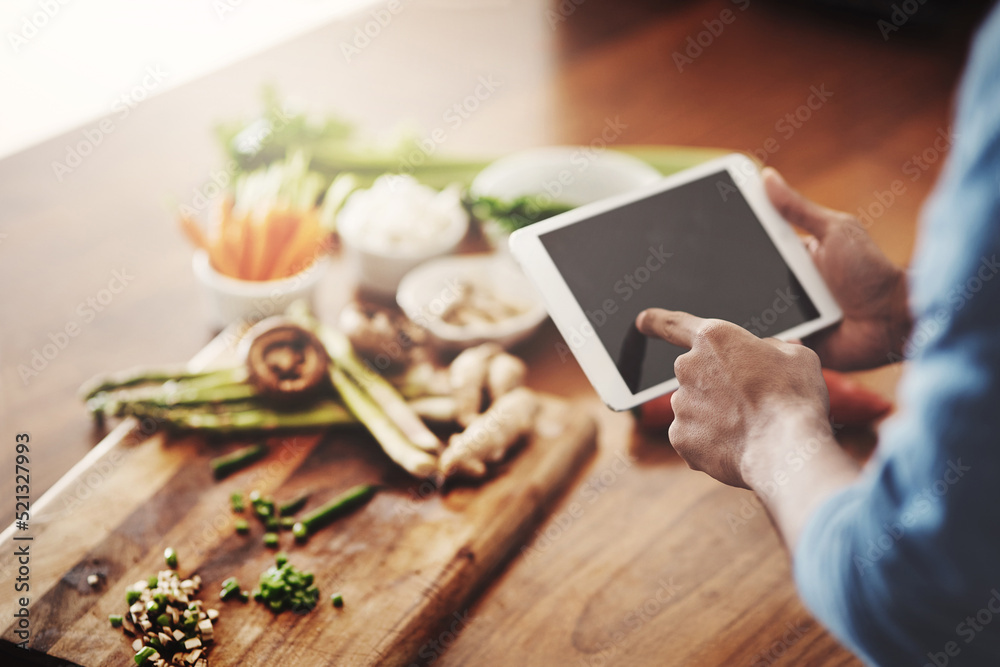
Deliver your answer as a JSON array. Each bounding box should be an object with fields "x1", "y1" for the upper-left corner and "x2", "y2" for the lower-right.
[{"x1": 240, "y1": 317, "x2": 329, "y2": 398}]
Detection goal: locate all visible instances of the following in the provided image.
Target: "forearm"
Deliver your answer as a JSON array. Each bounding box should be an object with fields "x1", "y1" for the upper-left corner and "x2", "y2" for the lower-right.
[{"x1": 740, "y1": 411, "x2": 861, "y2": 550}]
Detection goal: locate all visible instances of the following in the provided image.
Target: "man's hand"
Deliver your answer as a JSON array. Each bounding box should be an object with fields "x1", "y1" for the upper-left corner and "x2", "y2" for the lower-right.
[
  {"x1": 635, "y1": 309, "x2": 830, "y2": 488},
  {"x1": 636, "y1": 308, "x2": 859, "y2": 548},
  {"x1": 763, "y1": 168, "x2": 911, "y2": 371}
]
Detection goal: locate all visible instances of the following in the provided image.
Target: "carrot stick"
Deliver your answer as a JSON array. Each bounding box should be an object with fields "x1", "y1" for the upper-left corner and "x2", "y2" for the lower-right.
[
  {"x1": 258, "y1": 210, "x2": 300, "y2": 280},
  {"x1": 270, "y1": 212, "x2": 320, "y2": 279}
]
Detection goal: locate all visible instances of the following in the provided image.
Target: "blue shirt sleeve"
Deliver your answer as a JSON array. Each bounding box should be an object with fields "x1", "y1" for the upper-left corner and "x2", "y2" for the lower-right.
[{"x1": 793, "y1": 4, "x2": 1000, "y2": 665}]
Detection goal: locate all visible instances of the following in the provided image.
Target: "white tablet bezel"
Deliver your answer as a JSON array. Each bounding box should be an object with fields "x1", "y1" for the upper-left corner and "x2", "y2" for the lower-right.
[{"x1": 508, "y1": 153, "x2": 842, "y2": 411}]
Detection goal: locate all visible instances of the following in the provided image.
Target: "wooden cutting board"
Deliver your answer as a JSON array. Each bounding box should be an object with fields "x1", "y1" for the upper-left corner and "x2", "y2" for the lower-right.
[{"x1": 0, "y1": 331, "x2": 597, "y2": 666}]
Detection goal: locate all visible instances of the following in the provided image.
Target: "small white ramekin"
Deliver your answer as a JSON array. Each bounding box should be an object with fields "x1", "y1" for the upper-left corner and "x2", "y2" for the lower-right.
[
  {"x1": 337, "y1": 200, "x2": 468, "y2": 297},
  {"x1": 191, "y1": 250, "x2": 329, "y2": 327}
]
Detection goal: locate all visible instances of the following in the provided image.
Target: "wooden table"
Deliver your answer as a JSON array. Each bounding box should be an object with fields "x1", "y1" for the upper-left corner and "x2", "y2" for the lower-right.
[{"x1": 1, "y1": 0, "x2": 985, "y2": 664}]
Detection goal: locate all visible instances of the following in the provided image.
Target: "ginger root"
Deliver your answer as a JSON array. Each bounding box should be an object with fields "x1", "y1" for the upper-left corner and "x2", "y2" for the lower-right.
[
  {"x1": 439, "y1": 387, "x2": 540, "y2": 480},
  {"x1": 486, "y1": 352, "x2": 526, "y2": 402},
  {"x1": 449, "y1": 343, "x2": 502, "y2": 427}
]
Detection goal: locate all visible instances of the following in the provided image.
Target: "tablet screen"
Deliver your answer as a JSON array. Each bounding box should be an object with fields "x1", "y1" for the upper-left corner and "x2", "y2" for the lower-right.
[{"x1": 538, "y1": 171, "x2": 819, "y2": 394}]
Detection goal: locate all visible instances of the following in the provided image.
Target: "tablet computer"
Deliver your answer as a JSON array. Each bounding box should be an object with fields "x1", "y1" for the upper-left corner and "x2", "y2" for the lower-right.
[{"x1": 508, "y1": 153, "x2": 841, "y2": 411}]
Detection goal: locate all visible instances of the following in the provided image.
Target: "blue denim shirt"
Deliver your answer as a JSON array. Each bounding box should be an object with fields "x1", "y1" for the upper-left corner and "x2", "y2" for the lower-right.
[{"x1": 793, "y1": 4, "x2": 1000, "y2": 665}]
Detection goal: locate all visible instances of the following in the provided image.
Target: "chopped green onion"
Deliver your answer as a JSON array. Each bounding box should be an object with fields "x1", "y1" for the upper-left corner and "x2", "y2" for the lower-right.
[
  {"x1": 134, "y1": 646, "x2": 157, "y2": 665},
  {"x1": 275, "y1": 552, "x2": 288, "y2": 568},
  {"x1": 230, "y1": 492, "x2": 244, "y2": 513},
  {"x1": 235, "y1": 518, "x2": 250, "y2": 534},
  {"x1": 155, "y1": 613, "x2": 171, "y2": 627},
  {"x1": 252, "y1": 554, "x2": 319, "y2": 614},
  {"x1": 147, "y1": 575, "x2": 159, "y2": 588},
  {"x1": 164, "y1": 547, "x2": 178, "y2": 569},
  {"x1": 109, "y1": 614, "x2": 124, "y2": 627},
  {"x1": 210, "y1": 443, "x2": 268, "y2": 480},
  {"x1": 280, "y1": 517, "x2": 296, "y2": 530},
  {"x1": 126, "y1": 590, "x2": 141, "y2": 605},
  {"x1": 220, "y1": 577, "x2": 242, "y2": 601},
  {"x1": 263, "y1": 532, "x2": 279, "y2": 548}
]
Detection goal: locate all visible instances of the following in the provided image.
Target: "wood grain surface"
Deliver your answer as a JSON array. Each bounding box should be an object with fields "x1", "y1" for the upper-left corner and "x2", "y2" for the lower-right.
[{"x1": 1, "y1": 0, "x2": 991, "y2": 664}]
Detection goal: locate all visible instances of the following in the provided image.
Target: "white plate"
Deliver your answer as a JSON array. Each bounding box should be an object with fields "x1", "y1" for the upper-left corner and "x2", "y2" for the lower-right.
[
  {"x1": 396, "y1": 254, "x2": 548, "y2": 350},
  {"x1": 470, "y1": 146, "x2": 662, "y2": 206}
]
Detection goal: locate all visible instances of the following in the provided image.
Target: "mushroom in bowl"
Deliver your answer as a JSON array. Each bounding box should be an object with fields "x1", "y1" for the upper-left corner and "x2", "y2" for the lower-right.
[{"x1": 396, "y1": 254, "x2": 548, "y2": 350}]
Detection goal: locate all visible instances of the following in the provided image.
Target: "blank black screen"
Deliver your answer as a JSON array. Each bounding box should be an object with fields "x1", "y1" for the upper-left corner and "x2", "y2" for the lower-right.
[{"x1": 539, "y1": 171, "x2": 819, "y2": 393}]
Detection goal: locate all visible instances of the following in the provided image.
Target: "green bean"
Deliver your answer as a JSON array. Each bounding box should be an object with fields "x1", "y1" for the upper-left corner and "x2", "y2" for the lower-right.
[
  {"x1": 210, "y1": 444, "x2": 268, "y2": 479},
  {"x1": 293, "y1": 484, "x2": 376, "y2": 542}
]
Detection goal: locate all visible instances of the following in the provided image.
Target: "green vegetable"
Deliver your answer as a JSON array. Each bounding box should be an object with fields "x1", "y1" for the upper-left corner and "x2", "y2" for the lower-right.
[
  {"x1": 235, "y1": 518, "x2": 250, "y2": 534},
  {"x1": 213, "y1": 90, "x2": 727, "y2": 203},
  {"x1": 275, "y1": 552, "x2": 289, "y2": 568},
  {"x1": 147, "y1": 575, "x2": 159, "y2": 588},
  {"x1": 278, "y1": 494, "x2": 309, "y2": 517},
  {"x1": 80, "y1": 366, "x2": 237, "y2": 402},
  {"x1": 126, "y1": 589, "x2": 141, "y2": 605},
  {"x1": 155, "y1": 613, "x2": 171, "y2": 627},
  {"x1": 467, "y1": 194, "x2": 573, "y2": 233},
  {"x1": 292, "y1": 484, "x2": 377, "y2": 542},
  {"x1": 109, "y1": 614, "x2": 123, "y2": 627},
  {"x1": 134, "y1": 646, "x2": 157, "y2": 665},
  {"x1": 253, "y1": 554, "x2": 320, "y2": 614},
  {"x1": 252, "y1": 493, "x2": 276, "y2": 520},
  {"x1": 164, "y1": 547, "x2": 178, "y2": 568},
  {"x1": 231, "y1": 492, "x2": 244, "y2": 513},
  {"x1": 288, "y1": 309, "x2": 438, "y2": 478},
  {"x1": 292, "y1": 522, "x2": 308, "y2": 541},
  {"x1": 215, "y1": 88, "x2": 495, "y2": 193},
  {"x1": 89, "y1": 371, "x2": 255, "y2": 418},
  {"x1": 211, "y1": 444, "x2": 268, "y2": 479},
  {"x1": 220, "y1": 577, "x2": 242, "y2": 601},
  {"x1": 98, "y1": 394, "x2": 355, "y2": 433},
  {"x1": 263, "y1": 532, "x2": 279, "y2": 548},
  {"x1": 331, "y1": 593, "x2": 343, "y2": 608},
  {"x1": 280, "y1": 517, "x2": 296, "y2": 530}
]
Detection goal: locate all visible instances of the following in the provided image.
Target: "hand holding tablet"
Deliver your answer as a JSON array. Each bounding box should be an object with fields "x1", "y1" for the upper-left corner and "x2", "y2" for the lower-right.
[{"x1": 509, "y1": 154, "x2": 842, "y2": 411}]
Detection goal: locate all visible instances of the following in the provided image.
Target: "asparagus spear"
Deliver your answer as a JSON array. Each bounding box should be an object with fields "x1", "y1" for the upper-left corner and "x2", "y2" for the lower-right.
[
  {"x1": 293, "y1": 311, "x2": 442, "y2": 455},
  {"x1": 328, "y1": 367, "x2": 438, "y2": 478},
  {"x1": 79, "y1": 366, "x2": 242, "y2": 401},
  {"x1": 123, "y1": 399, "x2": 356, "y2": 433},
  {"x1": 91, "y1": 380, "x2": 262, "y2": 417}
]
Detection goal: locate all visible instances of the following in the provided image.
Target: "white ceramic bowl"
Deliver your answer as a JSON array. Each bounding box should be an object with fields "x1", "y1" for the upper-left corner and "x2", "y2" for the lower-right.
[
  {"x1": 337, "y1": 187, "x2": 469, "y2": 297},
  {"x1": 470, "y1": 146, "x2": 662, "y2": 207},
  {"x1": 191, "y1": 250, "x2": 329, "y2": 327},
  {"x1": 396, "y1": 254, "x2": 548, "y2": 350}
]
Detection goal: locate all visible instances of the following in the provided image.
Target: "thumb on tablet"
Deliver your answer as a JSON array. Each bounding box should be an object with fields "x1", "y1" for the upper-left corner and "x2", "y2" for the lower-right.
[
  {"x1": 762, "y1": 167, "x2": 834, "y2": 240},
  {"x1": 636, "y1": 308, "x2": 703, "y2": 349}
]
